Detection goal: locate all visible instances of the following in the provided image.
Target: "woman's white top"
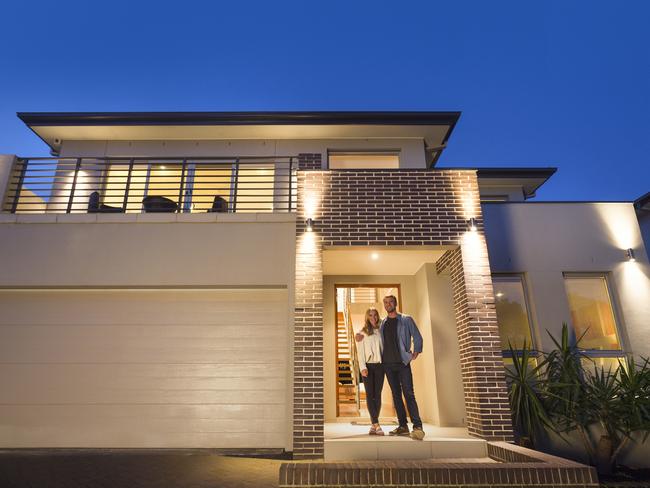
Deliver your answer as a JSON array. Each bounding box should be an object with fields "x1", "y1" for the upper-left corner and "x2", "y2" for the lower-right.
[{"x1": 356, "y1": 328, "x2": 383, "y2": 372}]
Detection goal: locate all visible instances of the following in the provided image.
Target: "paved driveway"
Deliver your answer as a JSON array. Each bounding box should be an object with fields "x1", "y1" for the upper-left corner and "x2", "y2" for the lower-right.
[{"x1": 0, "y1": 451, "x2": 283, "y2": 488}]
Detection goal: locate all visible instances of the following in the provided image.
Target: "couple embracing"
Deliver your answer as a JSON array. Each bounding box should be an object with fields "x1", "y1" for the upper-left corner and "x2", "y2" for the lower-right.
[{"x1": 355, "y1": 294, "x2": 425, "y2": 441}]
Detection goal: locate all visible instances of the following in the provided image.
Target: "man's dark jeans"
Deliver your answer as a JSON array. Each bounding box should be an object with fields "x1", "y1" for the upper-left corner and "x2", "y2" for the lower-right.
[{"x1": 384, "y1": 362, "x2": 422, "y2": 429}]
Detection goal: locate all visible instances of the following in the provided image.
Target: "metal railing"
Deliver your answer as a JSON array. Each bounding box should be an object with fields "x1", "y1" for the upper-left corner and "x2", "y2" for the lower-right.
[{"x1": 2, "y1": 156, "x2": 298, "y2": 214}]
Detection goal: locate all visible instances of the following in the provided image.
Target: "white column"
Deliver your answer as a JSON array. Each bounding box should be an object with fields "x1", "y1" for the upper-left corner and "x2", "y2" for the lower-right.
[{"x1": 0, "y1": 155, "x2": 18, "y2": 211}]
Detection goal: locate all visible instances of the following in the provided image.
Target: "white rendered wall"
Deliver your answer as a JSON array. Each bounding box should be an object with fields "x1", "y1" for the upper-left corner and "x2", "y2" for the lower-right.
[
  {"x1": 0, "y1": 154, "x2": 16, "y2": 209},
  {"x1": 483, "y1": 202, "x2": 650, "y2": 465},
  {"x1": 0, "y1": 215, "x2": 297, "y2": 449},
  {"x1": 483, "y1": 202, "x2": 650, "y2": 358},
  {"x1": 0, "y1": 215, "x2": 296, "y2": 288}
]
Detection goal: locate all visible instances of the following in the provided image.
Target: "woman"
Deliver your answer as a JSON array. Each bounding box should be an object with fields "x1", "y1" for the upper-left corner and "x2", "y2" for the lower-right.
[{"x1": 356, "y1": 307, "x2": 385, "y2": 435}]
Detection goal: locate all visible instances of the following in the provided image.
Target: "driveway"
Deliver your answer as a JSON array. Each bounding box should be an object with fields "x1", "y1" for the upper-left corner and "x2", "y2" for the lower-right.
[{"x1": 0, "y1": 451, "x2": 284, "y2": 488}]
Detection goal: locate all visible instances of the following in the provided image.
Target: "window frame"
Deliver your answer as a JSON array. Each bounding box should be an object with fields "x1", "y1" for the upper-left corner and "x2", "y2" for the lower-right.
[
  {"x1": 492, "y1": 273, "x2": 538, "y2": 359},
  {"x1": 327, "y1": 150, "x2": 401, "y2": 170},
  {"x1": 562, "y1": 272, "x2": 626, "y2": 359}
]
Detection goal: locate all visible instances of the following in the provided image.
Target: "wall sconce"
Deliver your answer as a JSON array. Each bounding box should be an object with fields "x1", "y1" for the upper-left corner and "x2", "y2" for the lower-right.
[
  {"x1": 306, "y1": 218, "x2": 314, "y2": 232},
  {"x1": 625, "y1": 248, "x2": 636, "y2": 261},
  {"x1": 467, "y1": 217, "x2": 478, "y2": 232}
]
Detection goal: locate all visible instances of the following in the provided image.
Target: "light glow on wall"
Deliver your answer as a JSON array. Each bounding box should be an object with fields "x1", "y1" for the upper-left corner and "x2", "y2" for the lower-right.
[
  {"x1": 303, "y1": 195, "x2": 318, "y2": 220},
  {"x1": 595, "y1": 204, "x2": 640, "y2": 251}
]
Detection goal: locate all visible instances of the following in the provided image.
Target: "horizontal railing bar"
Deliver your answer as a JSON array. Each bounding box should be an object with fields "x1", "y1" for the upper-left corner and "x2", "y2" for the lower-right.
[
  {"x1": 5, "y1": 157, "x2": 297, "y2": 215},
  {"x1": 17, "y1": 156, "x2": 296, "y2": 162}
]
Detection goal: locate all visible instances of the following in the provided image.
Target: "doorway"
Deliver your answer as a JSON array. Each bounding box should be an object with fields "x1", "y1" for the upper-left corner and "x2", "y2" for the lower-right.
[{"x1": 334, "y1": 284, "x2": 400, "y2": 420}]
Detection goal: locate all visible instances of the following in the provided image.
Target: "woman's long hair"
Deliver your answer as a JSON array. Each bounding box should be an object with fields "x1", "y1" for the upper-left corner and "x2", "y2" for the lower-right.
[{"x1": 362, "y1": 308, "x2": 381, "y2": 336}]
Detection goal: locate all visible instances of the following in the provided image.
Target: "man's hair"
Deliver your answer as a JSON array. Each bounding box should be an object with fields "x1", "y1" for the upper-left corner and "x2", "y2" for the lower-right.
[{"x1": 383, "y1": 294, "x2": 398, "y2": 306}]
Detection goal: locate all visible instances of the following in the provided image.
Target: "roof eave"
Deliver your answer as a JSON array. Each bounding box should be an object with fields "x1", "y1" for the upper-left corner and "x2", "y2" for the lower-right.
[{"x1": 17, "y1": 111, "x2": 461, "y2": 127}]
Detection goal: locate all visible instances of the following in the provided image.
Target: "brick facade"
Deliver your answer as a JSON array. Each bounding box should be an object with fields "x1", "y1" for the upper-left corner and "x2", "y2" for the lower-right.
[
  {"x1": 292, "y1": 154, "x2": 326, "y2": 458},
  {"x1": 436, "y1": 246, "x2": 514, "y2": 440},
  {"x1": 292, "y1": 154, "x2": 513, "y2": 457}
]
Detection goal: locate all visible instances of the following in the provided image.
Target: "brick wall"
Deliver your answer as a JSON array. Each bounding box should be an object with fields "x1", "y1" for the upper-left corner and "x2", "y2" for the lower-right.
[
  {"x1": 303, "y1": 168, "x2": 473, "y2": 246},
  {"x1": 292, "y1": 154, "x2": 325, "y2": 458},
  {"x1": 436, "y1": 246, "x2": 514, "y2": 440},
  {"x1": 292, "y1": 154, "x2": 513, "y2": 457}
]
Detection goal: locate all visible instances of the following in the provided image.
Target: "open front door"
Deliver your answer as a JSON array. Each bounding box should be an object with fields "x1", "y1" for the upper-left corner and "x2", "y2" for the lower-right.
[{"x1": 334, "y1": 284, "x2": 400, "y2": 420}]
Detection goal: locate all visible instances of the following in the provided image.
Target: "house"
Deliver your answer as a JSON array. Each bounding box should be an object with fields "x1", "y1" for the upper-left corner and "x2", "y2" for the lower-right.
[{"x1": 0, "y1": 112, "x2": 648, "y2": 469}]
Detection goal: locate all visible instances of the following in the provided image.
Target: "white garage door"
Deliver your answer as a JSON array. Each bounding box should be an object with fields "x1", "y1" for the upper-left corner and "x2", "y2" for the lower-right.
[{"x1": 0, "y1": 288, "x2": 290, "y2": 448}]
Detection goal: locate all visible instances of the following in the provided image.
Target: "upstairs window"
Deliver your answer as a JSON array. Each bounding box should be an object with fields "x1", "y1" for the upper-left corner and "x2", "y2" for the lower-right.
[{"x1": 328, "y1": 151, "x2": 400, "y2": 169}]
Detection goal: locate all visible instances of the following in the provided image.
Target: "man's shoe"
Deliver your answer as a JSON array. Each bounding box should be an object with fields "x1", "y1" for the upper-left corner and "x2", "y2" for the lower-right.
[
  {"x1": 389, "y1": 426, "x2": 410, "y2": 436},
  {"x1": 410, "y1": 426, "x2": 425, "y2": 441}
]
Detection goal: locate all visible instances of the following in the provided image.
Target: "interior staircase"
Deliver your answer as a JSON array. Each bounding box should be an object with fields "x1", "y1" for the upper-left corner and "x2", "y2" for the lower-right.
[{"x1": 337, "y1": 310, "x2": 359, "y2": 416}]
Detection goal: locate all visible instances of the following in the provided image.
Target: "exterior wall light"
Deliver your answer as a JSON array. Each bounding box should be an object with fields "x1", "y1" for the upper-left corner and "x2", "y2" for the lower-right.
[
  {"x1": 467, "y1": 217, "x2": 478, "y2": 232},
  {"x1": 625, "y1": 248, "x2": 636, "y2": 261},
  {"x1": 306, "y1": 218, "x2": 314, "y2": 232}
]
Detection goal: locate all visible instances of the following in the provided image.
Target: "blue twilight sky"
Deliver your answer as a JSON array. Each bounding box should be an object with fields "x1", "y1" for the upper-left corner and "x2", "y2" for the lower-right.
[{"x1": 0, "y1": 0, "x2": 648, "y2": 201}]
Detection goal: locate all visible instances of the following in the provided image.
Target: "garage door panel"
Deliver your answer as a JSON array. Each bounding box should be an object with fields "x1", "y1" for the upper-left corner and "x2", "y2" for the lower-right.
[
  {"x1": 0, "y1": 406, "x2": 288, "y2": 448},
  {"x1": 0, "y1": 290, "x2": 287, "y2": 326},
  {"x1": 0, "y1": 363, "x2": 287, "y2": 381},
  {"x1": 0, "y1": 404, "x2": 287, "y2": 421},
  {"x1": 0, "y1": 325, "x2": 289, "y2": 350},
  {"x1": 1, "y1": 388, "x2": 287, "y2": 405},
  {"x1": 0, "y1": 339, "x2": 288, "y2": 363},
  {"x1": 0, "y1": 370, "x2": 286, "y2": 396},
  {"x1": 0, "y1": 289, "x2": 291, "y2": 448},
  {"x1": 0, "y1": 324, "x2": 287, "y2": 338}
]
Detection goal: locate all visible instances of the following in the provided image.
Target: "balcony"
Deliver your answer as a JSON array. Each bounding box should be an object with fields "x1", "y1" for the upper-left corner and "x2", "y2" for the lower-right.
[{"x1": 2, "y1": 156, "x2": 297, "y2": 215}]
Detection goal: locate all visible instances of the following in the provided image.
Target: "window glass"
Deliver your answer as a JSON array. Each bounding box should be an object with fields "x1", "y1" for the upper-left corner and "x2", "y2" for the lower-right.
[
  {"x1": 493, "y1": 275, "x2": 534, "y2": 351},
  {"x1": 564, "y1": 276, "x2": 621, "y2": 351},
  {"x1": 235, "y1": 164, "x2": 275, "y2": 212},
  {"x1": 328, "y1": 152, "x2": 399, "y2": 169}
]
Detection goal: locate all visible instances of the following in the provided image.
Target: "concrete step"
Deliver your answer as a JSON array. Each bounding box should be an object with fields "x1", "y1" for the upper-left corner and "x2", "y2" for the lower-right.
[
  {"x1": 324, "y1": 433, "x2": 487, "y2": 461},
  {"x1": 325, "y1": 438, "x2": 487, "y2": 461}
]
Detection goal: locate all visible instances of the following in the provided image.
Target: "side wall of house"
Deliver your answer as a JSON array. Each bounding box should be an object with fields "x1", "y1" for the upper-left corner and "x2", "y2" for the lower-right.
[
  {"x1": 483, "y1": 202, "x2": 650, "y2": 358},
  {"x1": 483, "y1": 202, "x2": 650, "y2": 467}
]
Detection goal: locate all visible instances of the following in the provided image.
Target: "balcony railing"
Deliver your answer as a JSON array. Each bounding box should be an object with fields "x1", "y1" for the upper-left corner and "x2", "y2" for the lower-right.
[{"x1": 2, "y1": 156, "x2": 297, "y2": 214}]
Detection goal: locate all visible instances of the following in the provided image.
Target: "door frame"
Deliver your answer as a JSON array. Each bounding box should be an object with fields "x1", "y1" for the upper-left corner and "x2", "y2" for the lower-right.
[{"x1": 333, "y1": 283, "x2": 403, "y2": 418}]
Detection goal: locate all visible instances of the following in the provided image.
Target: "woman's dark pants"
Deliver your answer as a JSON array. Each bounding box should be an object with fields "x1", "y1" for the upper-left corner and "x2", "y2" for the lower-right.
[{"x1": 362, "y1": 363, "x2": 385, "y2": 424}]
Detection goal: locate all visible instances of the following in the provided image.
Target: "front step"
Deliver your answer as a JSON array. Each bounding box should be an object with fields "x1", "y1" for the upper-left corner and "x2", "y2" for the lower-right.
[
  {"x1": 281, "y1": 442, "x2": 599, "y2": 487},
  {"x1": 324, "y1": 436, "x2": 487, "y2": 461}
]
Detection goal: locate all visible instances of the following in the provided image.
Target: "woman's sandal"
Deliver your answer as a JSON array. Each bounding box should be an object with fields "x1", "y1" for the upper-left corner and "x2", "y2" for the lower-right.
[{"x1": 375, "y1": 426, "x2": 385, "y2": 436}]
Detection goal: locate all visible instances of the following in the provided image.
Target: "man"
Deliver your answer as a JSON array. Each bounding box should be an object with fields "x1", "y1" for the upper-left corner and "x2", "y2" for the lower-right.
[{"x1": 357, "y1": 294, "x2": 425, "y2": 440}]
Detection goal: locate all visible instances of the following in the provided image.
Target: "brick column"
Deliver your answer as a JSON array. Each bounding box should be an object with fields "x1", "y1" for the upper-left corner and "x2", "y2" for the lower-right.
[
  {"x1": 293, "y1": 154, "x2": 325, "y2": 458},
  {"x1": 437, "y1": 236, "x2": 514, "y2": 441}
]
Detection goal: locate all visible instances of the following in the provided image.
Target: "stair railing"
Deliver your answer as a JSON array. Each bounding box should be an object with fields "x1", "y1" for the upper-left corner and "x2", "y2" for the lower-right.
[{"x1": 342, "y1": 288, "x2": 361, "y2": 411}]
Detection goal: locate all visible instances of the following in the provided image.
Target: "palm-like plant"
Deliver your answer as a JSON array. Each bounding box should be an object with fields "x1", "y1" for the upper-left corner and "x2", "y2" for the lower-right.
[
  {"x1": 603, "y1": 358, "x2": 650, "y2": 470},
  {"x1": 543, "y1": 324, "x2": 593, "y2": 452},
  {"x1": 539, "y1": 324, "x2": 650, "y2": 474},
  {"x1": 505, "y1": 339, "x2": 554, "y2": 448}
]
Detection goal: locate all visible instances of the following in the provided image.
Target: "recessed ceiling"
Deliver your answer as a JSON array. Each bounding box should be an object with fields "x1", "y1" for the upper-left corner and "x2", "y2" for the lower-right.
[{"x1": 322, "y1": 248, "x2": 446, "y2": 275}]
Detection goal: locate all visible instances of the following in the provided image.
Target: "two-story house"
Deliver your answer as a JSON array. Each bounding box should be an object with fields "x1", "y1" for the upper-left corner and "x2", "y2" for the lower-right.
[{"x1": 0, "y1": 112, "x2": 648, "y2": 468}]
